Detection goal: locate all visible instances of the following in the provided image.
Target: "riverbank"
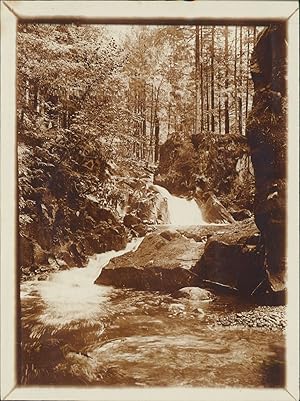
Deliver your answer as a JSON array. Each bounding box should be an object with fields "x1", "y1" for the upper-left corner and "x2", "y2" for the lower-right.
[{"x1": 213, "y1": 305, "x2": 286, "y2": 331}]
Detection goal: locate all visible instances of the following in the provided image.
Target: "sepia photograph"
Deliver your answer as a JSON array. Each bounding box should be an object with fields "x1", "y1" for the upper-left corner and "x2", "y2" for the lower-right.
[{"x1": 1, "y1": 1, "x2": 299, "y2": 400}]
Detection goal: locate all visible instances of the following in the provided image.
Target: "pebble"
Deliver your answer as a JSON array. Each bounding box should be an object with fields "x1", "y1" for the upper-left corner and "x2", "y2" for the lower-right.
[{"x1": 213, "y1": 306, "x2": 286, "y2": 331}]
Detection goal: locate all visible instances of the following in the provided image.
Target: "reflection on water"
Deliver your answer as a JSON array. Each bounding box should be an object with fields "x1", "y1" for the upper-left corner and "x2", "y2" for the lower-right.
[{"x1": 20, "y1": 238, "x2": 285, "y2": 387}]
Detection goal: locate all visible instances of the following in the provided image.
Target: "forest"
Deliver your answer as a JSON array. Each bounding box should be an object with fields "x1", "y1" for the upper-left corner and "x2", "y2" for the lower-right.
[
  {"x1": 18, "y1": 23, "x2": 258, "y2": 156},
  {"x1": 17, "y1": 22, "x2": 287, "y2": 387}
]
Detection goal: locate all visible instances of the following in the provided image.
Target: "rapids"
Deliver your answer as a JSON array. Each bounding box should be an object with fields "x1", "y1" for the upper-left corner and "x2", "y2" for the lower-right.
[{"x1": 19, "y1": 187, "x2": 284, "y2": 387}]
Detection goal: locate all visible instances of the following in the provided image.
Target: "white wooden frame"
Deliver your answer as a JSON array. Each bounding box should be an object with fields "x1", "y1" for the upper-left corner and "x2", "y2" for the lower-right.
[{"x1": 1, "y1": 1, "x2": 299, "y2": 400}]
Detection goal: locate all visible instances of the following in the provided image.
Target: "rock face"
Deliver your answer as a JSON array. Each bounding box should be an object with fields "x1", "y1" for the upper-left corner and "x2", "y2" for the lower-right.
[
  {"x1": 18, "y1": 140, "x2": 168, "y2": 279},
  {"x1": 95, "y1": 229, "x2": 205, "y2": 291},
  {"x1": 246, "y1": 24, "x2": 287, "y2": 294},
  {"x1": 230, "y1": 209, "x2": 252, "y2": 221},
  {"x1": 195, "y1": 191, "x2": 235, "y2": 224},
  {"x1": 197, "y1": 218, "x2": 266, "y2": 295},
  {"x1": 96, "y1": 219, "x2": 266, "y2": 296},
  {"x1": 154, "y1": 131, "x2": 254, "y2": 214}
]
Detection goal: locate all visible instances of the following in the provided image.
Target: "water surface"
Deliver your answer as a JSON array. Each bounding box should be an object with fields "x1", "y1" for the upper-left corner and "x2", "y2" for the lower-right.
[{"x1": 20, "y1": 238, "x2": 285, "y2": 387}]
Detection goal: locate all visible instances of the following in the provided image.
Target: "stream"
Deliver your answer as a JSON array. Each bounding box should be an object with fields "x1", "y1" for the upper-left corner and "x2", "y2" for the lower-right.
[{"x1": 20, "y1": 187, "x2": 285, "y2": 387}]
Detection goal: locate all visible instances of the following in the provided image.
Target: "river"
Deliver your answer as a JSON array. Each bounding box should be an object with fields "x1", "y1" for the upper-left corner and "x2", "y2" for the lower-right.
[{"x1": 19, "y1": 187, "x2": 285, "y2": 387}]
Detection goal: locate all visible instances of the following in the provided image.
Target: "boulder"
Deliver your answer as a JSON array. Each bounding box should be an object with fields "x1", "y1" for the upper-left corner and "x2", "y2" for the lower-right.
[
  {"x1": 246, "y1": 24, "x2": 287, "y2": 295},
  {"x1": 123, "y1": 213, "x2": 141, "y2": 228},
  {"x1": 196, "y1": 191, "x2": 235, "y2": 224},
  {"x1": 197, "y1": 218, "x2": 266, "y2": 295},
  {"x1": 173, "y1": 287, "x2": 215, "y2": 301},
  {"x1": 95, "y1": 228, "x2": 205, "y2": 291},
  {"x1": 132, "y1": 223, "x2": 148, "y2": 237},
  {"x1": 128, "y1": 188, "x2": 170, "y2": 225},
  {"x1": 230, "y1": 208, "x2": 252, "y2": 221},
  {"x1": 96, "y1": 219, "x2": 267, "y2": 295}
]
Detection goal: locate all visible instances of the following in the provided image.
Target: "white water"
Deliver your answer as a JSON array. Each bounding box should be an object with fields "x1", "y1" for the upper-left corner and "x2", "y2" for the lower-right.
[
  {"x1": 21, "y1": 184, "x2": 205, "y2": 329},
  {"x1": 21, "y1": 237, "x2": 144, "y2": 327},
  {"x1": 154, "y1": 184, "x2": 205, "y2": 226}
]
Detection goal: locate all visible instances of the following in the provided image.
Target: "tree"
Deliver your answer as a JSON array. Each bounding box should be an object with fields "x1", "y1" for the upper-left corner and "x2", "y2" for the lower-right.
[
  {"x1": 224, "y1": 26, "x2": 230, "y2": 134},
  {"x1": 238, "y1": 26, "x2": 243, "y2": 135},
  {"x1": 194, "y1": 25, "x2": 200, "y2": 134},
  {"x1": 210, "y1": 26, "x2": 215, "y2": 132}
]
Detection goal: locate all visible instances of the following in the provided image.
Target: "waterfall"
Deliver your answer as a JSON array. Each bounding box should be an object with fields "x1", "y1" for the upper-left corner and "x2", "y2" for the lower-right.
[{"x1": 153, "y1": 184, "x2": 205, "y2": 226}]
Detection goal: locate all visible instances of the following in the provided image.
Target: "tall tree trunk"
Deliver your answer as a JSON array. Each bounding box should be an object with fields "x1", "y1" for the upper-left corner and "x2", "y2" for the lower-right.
[
  {"x1": 149, "y1": 84, "x2": 154, "y2": 162},
  {"x1": 200, "y1": 26, "x2": 204, "y2": 132},
  {"x1": 238, "y1": 26, "x2": 243, "y2": 135},
  {"x1": 195, "y1": 25, "x2": 200, "y2": 134},
  {"x1": 224, "y1": 26, "x2": 230, "y2": 134},
  {"x1": 210, "y1": 26, "x2": 215, "y2": 132},
  {"x1": 234, "y1": 26, "x2": 238, "y2": 133},
  {"x1": 245, "y1": 27, "x2": 250, "y2": 120},
  {"x1": 154, "y1": 115, "x2": 160, "y2": 163},
  {"x1": 206, "y1": 66, "x2": 210, "y2": 131},
  {"x1": 218, "y1": 68, "x2": 222, "y2": 134}
]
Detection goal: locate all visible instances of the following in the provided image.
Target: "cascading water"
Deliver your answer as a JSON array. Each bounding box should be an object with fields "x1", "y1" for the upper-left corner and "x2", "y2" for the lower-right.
[
  {"x1": 21, "y1": 237, "x2": 144, "y2": 328},
  {"x1": 153, "y1": 184, "x2": 205, "y2": 225},
  {"x1": 20, "y1": 184, "x2": 284, "y2": 387}
]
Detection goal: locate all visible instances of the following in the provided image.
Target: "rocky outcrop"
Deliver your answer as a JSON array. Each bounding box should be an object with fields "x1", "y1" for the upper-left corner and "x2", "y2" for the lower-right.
[
  {"x1": 95, "y1": 228, "x2": 205, "y2": 291},
  {"x1": 197, "y1": 218, "x2": 266, "y2": 295},
  {"x1": 96, "y1": 219, "x2": 267, "y2": 296},
  {"x1": 18, "y1": 140, "x2": 168, "y2": 279},
  {"x1": 154, "y1": 131, "x2": 254, "y2": 213},
  {"x1": 229, "y1": 208, "x2": 252, "y2": 221},
  {"x1": 195, "y1": 191, "x2": 235, "y2": 224},
  {"x1": 246, "y1": 24, "x2": 287, "y2": 295}
]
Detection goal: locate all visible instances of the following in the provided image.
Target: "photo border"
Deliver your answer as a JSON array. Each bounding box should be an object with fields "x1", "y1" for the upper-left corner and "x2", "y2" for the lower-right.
[{"x1": 1, "y1": 1, "x2": 299, "y2": 400}]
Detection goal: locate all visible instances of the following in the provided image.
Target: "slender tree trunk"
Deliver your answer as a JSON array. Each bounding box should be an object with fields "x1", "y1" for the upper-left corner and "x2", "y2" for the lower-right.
[
  {"x1": 200, "y1": 26, "x2": 204, "y2": 132},
  {"x1": 195, "y1": 25, "x2": 200, "y2": 134},
  {"x1": 234, "y1": 26, "x2": 238, "y2": 133},
  {"x1": 149, "y1": 84, "x2": 154, "y2": 162},
  {"x1": 210, "y1": 27, "x2": 215, "y2": 132},
  {"x1": 245, "y1": 27, "x2": 250, "y2": 120},
  {"x1": 206, "y1": 66, "x2": 210, "y2": 131},
  {"x1": 153, "y1": 85, "x2": 161, "y2": 160},
  {"x1": 154, "y1": 115, "x2": 160, "y2": 163},
  {"x1": 218, "y1": 68, "x2": 222, "y2": 135},
  {"x1": 224, "y1": 26, "x2": 230, "y2": 134},
  {"x1": 238, "y1": 26, "x2": 243, "y2": 135}
]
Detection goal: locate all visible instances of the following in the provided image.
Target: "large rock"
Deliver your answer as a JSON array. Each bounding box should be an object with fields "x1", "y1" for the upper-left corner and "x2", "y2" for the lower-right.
[
  {"x1": 173, "y1": 287, "x2": 215, "y2": 301},
  {"x1": 230, "y1": 208, "x2": 252, "y2": 221},
  {"x1": 246, "y1": 24, "x2": 287, "y2": 295},
  {"x1": 197, "y1": 218, "x2": 266, "y2": 295},
  {"x1": 127, "y1": 185, "x2": 170, "y2": 225},
  {"x1": 195, "y1": 191, "x2": 235, "y2": 224},
  {"x1": 19, "y1": 236, "x2": 34, "y2": 268},
  {"x1": 95, "y1": 228, "x2": 205, "y2": 291},
  {"x1": 95, "y1": 219, "x2": 266, "y2": 295}
]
